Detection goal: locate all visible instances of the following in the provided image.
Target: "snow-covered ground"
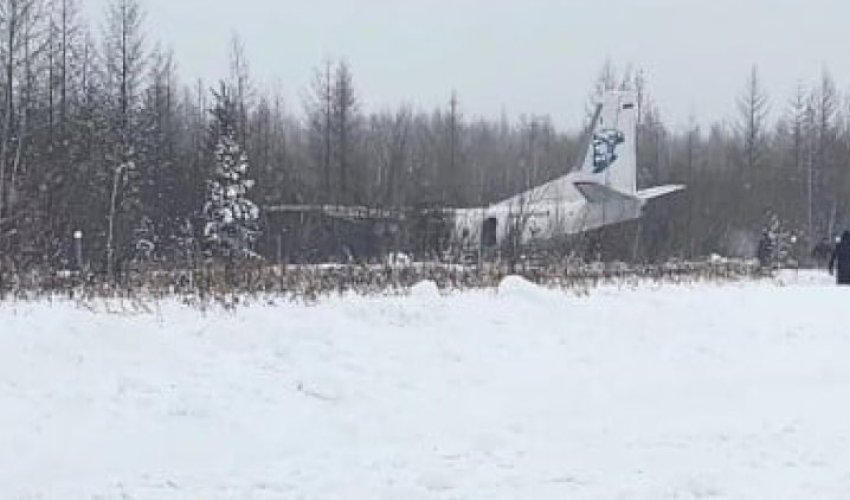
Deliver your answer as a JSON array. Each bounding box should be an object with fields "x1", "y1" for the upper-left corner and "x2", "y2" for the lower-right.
[{"x1": 2, "y1": 271, "x2": 849, "y2": 499}]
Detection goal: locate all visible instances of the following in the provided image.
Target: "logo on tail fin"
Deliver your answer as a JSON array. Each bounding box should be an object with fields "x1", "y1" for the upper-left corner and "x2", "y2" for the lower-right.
[{"x1": 592, "y1": 129, "x2": 625, "y2": 174}]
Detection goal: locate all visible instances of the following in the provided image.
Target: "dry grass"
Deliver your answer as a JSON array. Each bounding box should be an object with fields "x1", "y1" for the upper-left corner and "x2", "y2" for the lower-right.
[{"x1": 0, "y1": 258, "x2": 770, "y2": 307}]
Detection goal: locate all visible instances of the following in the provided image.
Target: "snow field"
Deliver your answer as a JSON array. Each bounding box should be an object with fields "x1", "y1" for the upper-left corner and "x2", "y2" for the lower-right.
[{"x1": 1, "y1": 271, "x2": 849, "y2": 498}]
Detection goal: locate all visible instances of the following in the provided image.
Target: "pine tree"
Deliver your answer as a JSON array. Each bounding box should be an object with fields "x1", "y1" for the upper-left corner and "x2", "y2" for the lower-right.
[
  {"x1": 202, "y1": 84, "x2": 261, "y2": 259},
  {"x1": 137, "y1": 45, "x2": 184, "y2": 258}
]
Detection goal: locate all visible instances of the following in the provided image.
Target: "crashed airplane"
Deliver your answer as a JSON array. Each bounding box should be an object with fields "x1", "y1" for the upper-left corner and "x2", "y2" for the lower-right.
[
  {"x1": 264, "y1": 90, "x2": 684, "y2": 261},
  {"x1": 452, "y1": 90, "x2": 684, "y2": 250}
]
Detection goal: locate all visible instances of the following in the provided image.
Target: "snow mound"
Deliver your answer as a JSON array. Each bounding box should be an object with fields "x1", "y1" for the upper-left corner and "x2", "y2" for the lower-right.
[
  {"x1": 709, "y1": 253, "x2": 728, "y2": 263},
  {"x1": 498, "y1": 275, "x2": 551, "y2": 302},
  {"x1": 409, "y1": 280, "x2": 439, "y2": 299},
  {"x1": 774, "y1": 269, "x2": 834, "y2": 286},
  {"x1": 385, "y1": 252, "x2": 412, "y2": 267}
]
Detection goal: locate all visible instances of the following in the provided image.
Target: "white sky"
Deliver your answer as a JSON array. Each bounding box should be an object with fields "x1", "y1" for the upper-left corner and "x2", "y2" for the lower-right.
[{"x1": 84, "y1": 0, "x2": 850, "y2": 132}]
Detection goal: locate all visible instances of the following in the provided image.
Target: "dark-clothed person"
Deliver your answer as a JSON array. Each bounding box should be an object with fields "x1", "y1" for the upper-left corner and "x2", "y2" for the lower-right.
[{"x1": 829, "y1": 231, "x2": 850, "y2": 285}]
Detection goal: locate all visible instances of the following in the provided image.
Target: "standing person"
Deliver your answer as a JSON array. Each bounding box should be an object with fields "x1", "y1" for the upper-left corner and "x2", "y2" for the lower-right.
[
  {"x1": 756, "y1": 231, "x2": 774, "y2": 268},
  {"x1": 829, "y1": 230, "x2": 850, "y2": 285}
]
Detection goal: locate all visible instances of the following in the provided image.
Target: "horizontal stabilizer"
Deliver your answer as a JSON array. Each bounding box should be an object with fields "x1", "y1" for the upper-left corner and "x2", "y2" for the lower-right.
[
  {"x1": 636, "y1": 185, "x2": 686, "y2": 201},
  {"x1": 573, "y1": 181, "x2": 637, "y2": 204}
]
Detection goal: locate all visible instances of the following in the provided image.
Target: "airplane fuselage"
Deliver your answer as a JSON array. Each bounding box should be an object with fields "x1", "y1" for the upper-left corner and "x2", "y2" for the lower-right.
[{"x1": 451, "y1": 172, "x2": 644, "y2": 249}]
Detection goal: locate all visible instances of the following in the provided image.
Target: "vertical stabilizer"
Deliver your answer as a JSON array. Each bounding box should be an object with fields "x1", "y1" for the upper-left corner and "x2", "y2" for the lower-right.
[{"x1": 580, "y1": 91, "x2": 638, "y2": 194}]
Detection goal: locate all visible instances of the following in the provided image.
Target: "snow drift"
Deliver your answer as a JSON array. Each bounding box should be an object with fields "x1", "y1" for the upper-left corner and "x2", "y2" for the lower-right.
[{"x1": 1, "y1": 271, "x2": 848, "y2": 499}]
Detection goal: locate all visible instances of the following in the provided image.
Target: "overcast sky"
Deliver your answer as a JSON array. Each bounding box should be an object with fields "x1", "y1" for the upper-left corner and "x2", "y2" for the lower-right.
[{"x1": 84, "y1": 0, "x2": 850, "y2": 131}]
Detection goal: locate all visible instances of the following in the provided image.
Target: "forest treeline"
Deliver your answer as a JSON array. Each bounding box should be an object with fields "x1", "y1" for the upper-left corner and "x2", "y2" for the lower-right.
[{"x1": 0, "y1": 0, "x2": 846, "y2": 272}]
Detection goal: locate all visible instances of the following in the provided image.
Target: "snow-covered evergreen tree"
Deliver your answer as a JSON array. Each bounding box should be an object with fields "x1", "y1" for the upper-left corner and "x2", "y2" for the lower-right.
[
  {"x1": 202, "y1": 84, "x2": 261, "y2": 259},
  {"x1": 758, "y1": 213, "x2": 798, "y2": 268}
]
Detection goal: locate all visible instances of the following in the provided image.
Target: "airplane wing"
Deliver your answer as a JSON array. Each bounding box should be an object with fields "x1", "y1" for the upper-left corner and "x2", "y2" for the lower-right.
[
  {"x1": 265, "y1": 204, "x2": 404, "y2": 220},
  {"x1": 265, "y1": 204, "x2": 458, "y2": 220}
]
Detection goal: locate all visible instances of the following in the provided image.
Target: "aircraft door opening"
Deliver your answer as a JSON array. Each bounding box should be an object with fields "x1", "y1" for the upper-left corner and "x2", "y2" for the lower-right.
[{"x1": 482, "y1": 217, "x2": 498, "y2": 248}]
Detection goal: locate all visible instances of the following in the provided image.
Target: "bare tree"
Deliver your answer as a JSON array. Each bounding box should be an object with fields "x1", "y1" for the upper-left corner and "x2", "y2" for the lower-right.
[
  {"x1": 734, "y1": 65, "x2": 770, "y2": 231},
  {"x1": 228, "y1": 32, "x2": 252, "y2": 149},
  {"x1": 812, "y1": 68, "x2": 839, "y2": 238},
  {"x1": 305, "y1": 59, "x2": 333, "y2": 202},
  {"x1": 737, "y1": 65, "x2": 770, "y2": 174},
  {"x1": 331, "y1": 60, "x2": 358, "y2": 204},
  {"x1": 367, "y1": 106, "x2": 411, "y2": 207},
  {"x1": 0, "y1": 0, "x2": 45, "y2": 236},
  {"x1": 102, "y1": 0, "x2": 146, "y2": 280}
]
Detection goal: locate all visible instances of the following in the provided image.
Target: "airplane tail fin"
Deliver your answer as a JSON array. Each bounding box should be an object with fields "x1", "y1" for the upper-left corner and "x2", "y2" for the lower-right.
[{"x1": 579, "y1": 91, "x2": 638, "y2": 195}]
